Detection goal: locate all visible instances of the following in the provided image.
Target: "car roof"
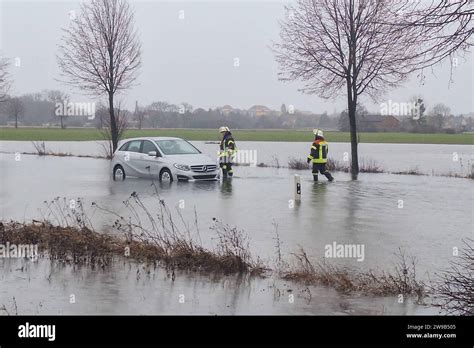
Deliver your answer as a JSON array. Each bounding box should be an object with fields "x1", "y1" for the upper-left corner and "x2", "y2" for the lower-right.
[{"x1": 119, "y1": 136, "x2": 183, "y2": 143}]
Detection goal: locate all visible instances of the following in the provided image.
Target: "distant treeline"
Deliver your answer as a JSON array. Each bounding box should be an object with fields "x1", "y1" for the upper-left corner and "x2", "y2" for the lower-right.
[
  {"x1": 0, "y1": 90, "x2": 472, "y2": 133},
  {"x1": 128, "y1": 109, "x2": 338, "y2": 130},
  {"x1": 0, "y1": 91, "x2": 338, "y2": 130}
]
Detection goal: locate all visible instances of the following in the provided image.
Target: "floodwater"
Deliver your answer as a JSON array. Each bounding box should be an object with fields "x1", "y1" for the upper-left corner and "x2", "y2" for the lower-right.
[
  {"x1": 0, "y1": 140, "x2": 473, "y2": 315},
  {"x1": 0, "y1": 140, "x2": 473, "y2": 175},
  {"x1": 0, "y1": 258, "x2": 437, "y2": 315}
]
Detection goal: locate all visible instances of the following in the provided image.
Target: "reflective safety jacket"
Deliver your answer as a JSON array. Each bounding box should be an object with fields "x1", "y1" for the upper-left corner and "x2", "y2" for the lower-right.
[
  {"x1": 219, "y1": 133, "x2": 237, "y2": 159},
  {"x1": 308, "y1": 139, "x2": 328, "y2": 164}
]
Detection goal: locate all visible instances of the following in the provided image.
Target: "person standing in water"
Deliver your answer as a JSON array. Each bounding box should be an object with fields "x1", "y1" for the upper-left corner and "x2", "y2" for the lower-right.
[
  {"x1": 218, "y1": 126, "x2": 236, "y2": 178},
  {"x1": 307, "y1": 129, "x2": 334, "y2": 182}
]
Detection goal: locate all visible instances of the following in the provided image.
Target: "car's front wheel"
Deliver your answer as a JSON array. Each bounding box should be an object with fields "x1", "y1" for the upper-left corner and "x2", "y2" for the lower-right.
[
  {"x1": 159, "y1": 168, "x2": 173, "y2": 183},
  {"x1": 113, "y1": 165, "x2": 126, "y2": 181}
]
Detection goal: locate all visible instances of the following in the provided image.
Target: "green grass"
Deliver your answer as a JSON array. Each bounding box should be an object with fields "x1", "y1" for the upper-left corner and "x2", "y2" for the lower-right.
[{"x1": 0, "y1": 127, "x2": 473, "y2": 144}]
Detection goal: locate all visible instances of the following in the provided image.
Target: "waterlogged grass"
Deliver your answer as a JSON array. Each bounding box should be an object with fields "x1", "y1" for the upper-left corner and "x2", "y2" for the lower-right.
[
  {"x1": 285, "y1": 157, "x2": 473, "y2": 179},
  {"x1": 0, "y1": 127, "x2": 473, "y2": 144},
  {"x1": 288, "y1": 157, "x2": 384, "y2": 173},
  {"x1": 0, "y1": 221, "x2": 263, "y2": 274},
  {"x1": 10, "y1": 194, "x2": 266, "y2": 275},
  {"x1": 281, "y1": 248, "x2": 425, "y2": 301}
]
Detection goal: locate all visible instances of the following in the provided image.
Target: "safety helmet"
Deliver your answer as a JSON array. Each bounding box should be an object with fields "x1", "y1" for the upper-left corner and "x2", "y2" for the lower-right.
[
  {"x1": 313, "y1": 129, "x2": 324, "y2": 137},
  {"x1": 219, "y1": 126, "x2": 230, "y2": 133}
]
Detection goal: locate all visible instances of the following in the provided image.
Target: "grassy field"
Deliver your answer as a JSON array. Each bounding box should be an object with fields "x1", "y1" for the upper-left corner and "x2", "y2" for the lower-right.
[{"x1": 0, "y1": 127, "x2": 473, "y2": 144}]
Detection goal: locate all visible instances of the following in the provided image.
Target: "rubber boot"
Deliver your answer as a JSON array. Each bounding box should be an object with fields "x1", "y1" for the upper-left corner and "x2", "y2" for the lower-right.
[
  {"x1": 313, "y1": 174, "x2": 318, "y2": 182},
  {"x1": 324, "y1": 172, "x2": 334, "y2": 182}
]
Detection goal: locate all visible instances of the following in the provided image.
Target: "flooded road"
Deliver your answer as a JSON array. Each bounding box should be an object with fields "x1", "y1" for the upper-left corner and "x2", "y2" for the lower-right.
[
  {"x1": 1, "y1": 140, "x2": 473, "y2": 175},
  {"x1": 0, "y1": 141, "x2": 472, "y2": 315},
  {"x1": 0, "y1": 154, "x2": 471, "y2": 272}
]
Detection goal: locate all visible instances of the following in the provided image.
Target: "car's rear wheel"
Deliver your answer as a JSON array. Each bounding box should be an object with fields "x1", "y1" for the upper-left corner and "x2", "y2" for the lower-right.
[
  {"x1": 113, "y1": 165, "x2": 126, "y2": 181},
  {"x1": 159, "y1": 168, "x2": 173, "y2": 183}
]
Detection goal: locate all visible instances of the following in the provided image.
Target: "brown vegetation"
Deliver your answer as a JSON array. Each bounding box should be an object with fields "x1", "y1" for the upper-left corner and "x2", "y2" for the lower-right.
[
  {"x1": 432, "y1": 239, "x2": 473, "y2": 315},
  {"x1": 1, "y1": 194, "x2": 266, "y2": 275},
  {"x1": 288, "y1": 157, "x2": 383, "y2": 173},
  {"x1": 282, "y1": 248, "x2": 425, "y2": 302}
]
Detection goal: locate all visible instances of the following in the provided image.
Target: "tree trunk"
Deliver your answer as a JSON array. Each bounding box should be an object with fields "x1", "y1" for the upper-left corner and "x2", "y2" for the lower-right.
[
  {"x1": 348, "y1": 101, "x2": 359, "y2": 179},
  {"x1": 60, "y1": 116, "x2": 64, "y2": 129},
  {"x1": 108, "y1": 92, "x2": 118, "y2": 152},
  {"x1": 15, "y1": 114, "x2": 18, "y2": 129},
  {"x1": 346, "y1": 78, "x2": 359, "y2": 180}
]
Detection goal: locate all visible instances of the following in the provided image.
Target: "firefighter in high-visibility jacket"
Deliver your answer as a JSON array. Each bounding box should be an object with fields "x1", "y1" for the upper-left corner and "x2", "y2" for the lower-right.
[
  {"x1": 218, "y1": 126, "x2": 236, "y2": 178},
  {"x1": 307, "y1": 129, "x2": 334, "y2": 182}
]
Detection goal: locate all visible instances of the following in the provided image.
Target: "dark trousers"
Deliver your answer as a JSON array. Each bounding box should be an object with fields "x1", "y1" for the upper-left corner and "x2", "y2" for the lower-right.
[
  {"x1": 312, "y1": 163, "x2": 333, "y2": 181},
  {"x1": 220, "y1": 162, "x2": 233, "y2": 177}
]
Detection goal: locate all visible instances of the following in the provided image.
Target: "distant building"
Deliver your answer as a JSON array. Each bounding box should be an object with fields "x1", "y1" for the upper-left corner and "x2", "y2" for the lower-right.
[
  {"x1": 360, "y1": 115, "x2": 400, "y2": 131},
  {"x1": 248, "y1": 105, "x2": 271, "y2": 117},
  {"x1": 219, "y1": 105, "x2": 234, "y2": 115}
]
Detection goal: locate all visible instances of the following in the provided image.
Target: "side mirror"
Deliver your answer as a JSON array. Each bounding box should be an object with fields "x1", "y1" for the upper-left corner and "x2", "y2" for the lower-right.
[{"x1": 148, "y1": 151, "x2": 157, "y2": 157}]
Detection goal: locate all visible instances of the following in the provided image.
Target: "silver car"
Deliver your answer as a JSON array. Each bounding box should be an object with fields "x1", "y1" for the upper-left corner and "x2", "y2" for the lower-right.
[{"x1": 111, "y1": 137, "x2": 219, "y2": 182}]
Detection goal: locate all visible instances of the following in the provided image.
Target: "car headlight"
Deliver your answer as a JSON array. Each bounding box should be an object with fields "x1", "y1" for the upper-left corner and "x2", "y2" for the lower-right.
[{"x1": 173, "y1": 163, "x2": 190, "y2": 171}]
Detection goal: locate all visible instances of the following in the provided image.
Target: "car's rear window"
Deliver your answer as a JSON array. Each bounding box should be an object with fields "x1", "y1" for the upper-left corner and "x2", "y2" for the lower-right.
[
  {"x1": 124, "y1": 140, "x2": 142, "y2": 153},
  {"x1": 118, "y1": 142, "x2": 129, "y2": 151}
]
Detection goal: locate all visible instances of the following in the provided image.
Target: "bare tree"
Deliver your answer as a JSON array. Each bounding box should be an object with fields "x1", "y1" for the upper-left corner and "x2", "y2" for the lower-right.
[
  {"x1": 386, "y1": 0, "x2": 473, "y2": 73},
  {"x1": 57, "y1": 0, "x2": 141, "y2": 152},
  {"x1": 180, "y1": 102, "x2": 193, "y2": 113},
  {"x1": 274, "y1": 0, "x2": 471, "y2": 179},
  {"x1": 433, "y1": 239, "x2": 473, "y2": 315},
  {"x1": 46, "y1": 90, "x2": 70, "y2": 129},
  {"x1": 430, "y1": 103, "x2": 451, "y2": 131},
  {"x1": 275, "y1": 0, "x2": 418, "y2": 178},
  {"x1": 0, "y1": 55, "x2": 11, "y2": 103},
  {"x1": 8, "y1": 97, "x2": 24, "y2": 128},
  {"x1": 99, "y1": 102, "x2": 128, "y2": 158},
  {"x1": 94, "y1": 101, "x2": 109, "y2": 129},
  {"x1": 149, "y1": 101, "x2": 173, "y2": 113}
]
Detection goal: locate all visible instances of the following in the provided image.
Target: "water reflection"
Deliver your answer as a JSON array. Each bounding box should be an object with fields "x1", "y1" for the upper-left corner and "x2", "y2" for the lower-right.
[
  {"x1": 220, "y1": 178, "x2": 233, "y2": 196},
  {"x1": 308, "y1": 181, "x2": 329, "y2": 225},
  {"x1": 343, "y1": 181, "x2": 363, "y2": 234}
]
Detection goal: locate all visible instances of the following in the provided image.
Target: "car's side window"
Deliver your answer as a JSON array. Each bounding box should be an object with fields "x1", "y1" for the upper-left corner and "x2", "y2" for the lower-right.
[
  {"x1": 141, "y1": 140, "x2": 157, "y2": 154},
  {"x1": 127, "y1": 140, "x2": 142, "y2": 153},
  {"x1": 119, "y1": 142, "x2": 129, "y2": 151}
]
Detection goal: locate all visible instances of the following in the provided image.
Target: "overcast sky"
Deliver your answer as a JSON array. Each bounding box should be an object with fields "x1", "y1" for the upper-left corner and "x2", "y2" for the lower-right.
[{"x1": 1, "y1": 0, "x2": 472, "y2": 114}]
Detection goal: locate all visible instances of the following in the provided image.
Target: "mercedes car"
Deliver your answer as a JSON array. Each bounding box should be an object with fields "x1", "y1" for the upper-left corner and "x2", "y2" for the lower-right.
[{"x1": 111, "y1": 137, "x2": 219, "y2": 182}]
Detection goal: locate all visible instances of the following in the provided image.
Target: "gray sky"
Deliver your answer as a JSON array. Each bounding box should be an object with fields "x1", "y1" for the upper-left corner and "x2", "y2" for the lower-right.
[{"x1": 1, "y1": 0, "x2": 473, "y2": 114}]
